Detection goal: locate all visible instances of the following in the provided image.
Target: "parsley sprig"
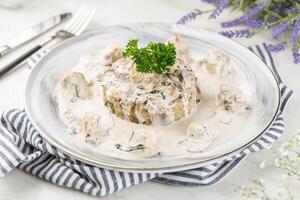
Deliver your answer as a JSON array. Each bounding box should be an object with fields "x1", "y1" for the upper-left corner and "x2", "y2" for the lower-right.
[{"x1": 123, "y1": 39, "x2": 176, "y2": 74}]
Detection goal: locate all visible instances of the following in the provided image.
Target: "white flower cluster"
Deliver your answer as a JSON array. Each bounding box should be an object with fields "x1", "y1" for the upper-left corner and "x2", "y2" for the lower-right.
[
  {"x1": 272, "y1": 132, "x2": 300, "y2": 177},
  {"x1": 238, "y1": 131, "x2": 300, "y2": 200},
  {"x1": 238, "y1": 179, "x2": 270, "y2": 200}
]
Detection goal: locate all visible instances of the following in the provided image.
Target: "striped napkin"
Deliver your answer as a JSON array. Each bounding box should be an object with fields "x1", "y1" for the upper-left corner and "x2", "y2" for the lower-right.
[{"x1": 0, "y1": 43, "x2": 293, "y2": 196}]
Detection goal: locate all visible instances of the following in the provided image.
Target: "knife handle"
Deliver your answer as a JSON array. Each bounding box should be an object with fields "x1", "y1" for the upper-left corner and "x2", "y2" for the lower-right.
[
  {"x1": 0, "y1": 46, "x2": 10, "y2": 57},
  {"x1": 0, "y1": 45, "x2": 41, "y2": 79}
]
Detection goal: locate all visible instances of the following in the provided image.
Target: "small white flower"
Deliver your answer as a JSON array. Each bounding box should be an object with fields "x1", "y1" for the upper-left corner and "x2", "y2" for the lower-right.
[
  {"x1": 266, "y1": 144, "x2": 273, "y2": 150},
  {"x1": 260, "y1": 161, "x2": 267, "y2": 169},
  {"x1": 274, "y1": 158, "x2": 282, "y2": 167},
  {"x1": 281, "y1": 150, "x2": 290, "y2": 157},
  {"x1": 253, "y1": 178, "x2": 264, "y2": 186},
  {"x1": 282, "y1": 142, "x2": 290, "y2": 149},
  {"x1": 258, "y1": 179, "x2": 264, "y2": 184},
  {"x1": 278, "y1": 146, "x2": 285, "y2": 153},
  {"x1": 295, "y1": 135, "x2": 300, "y2": 143},
  {"x1": 295, "y1": 130, "x2": 300, "y2": 137}
]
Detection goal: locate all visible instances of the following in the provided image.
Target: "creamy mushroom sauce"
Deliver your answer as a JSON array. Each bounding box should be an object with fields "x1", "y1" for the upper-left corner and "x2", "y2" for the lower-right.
[{"x1": 53, "y1": 35, "x2": 250, "y2": 158}]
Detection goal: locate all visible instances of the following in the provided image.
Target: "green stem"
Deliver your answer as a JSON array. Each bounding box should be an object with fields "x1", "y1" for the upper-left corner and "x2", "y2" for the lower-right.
[
  {"x1": 278, "y1": 164, "x2": 300, "y2": 177},
  {"x1": 252, "y1": 14, "x2": 299, "y2": 35},
  {"x1": 266, "y1": 14, "x2": 299, "y2": 29},
  {"x1": 264, "y1": 9, "x2": 283, "y2": 20},
  {"x1": 290, "y1": 147, "x2": 300, "y2": 157}
]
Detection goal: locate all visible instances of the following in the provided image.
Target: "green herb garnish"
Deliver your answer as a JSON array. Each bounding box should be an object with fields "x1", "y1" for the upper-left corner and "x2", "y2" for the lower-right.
[
  {"x1": 105, "y1": 101, "x2": 115, "y2": 114},
  {"x1": 123, "y1": 39, "x2": 176, "y2": 74},
  {"x1": 114, "y1": 143, "x2": 146, "y2": 152}
]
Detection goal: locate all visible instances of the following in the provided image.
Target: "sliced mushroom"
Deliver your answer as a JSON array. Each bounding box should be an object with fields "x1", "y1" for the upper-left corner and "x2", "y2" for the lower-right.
[
  {"x1": 102, "y1": 44, "x2": 123, "y2": 66},
  {"x1": 115, "y1": 129, "x2": 159, "y2": 157},
  {"x1": 201, "y1": 49, "x2": 232, "y2": 77},
  {"x1": 63, "y1": 109, "x2": 83, "y2": 134},
  {"x1": 63, "y1": 110, "x2": 113, "y2": 145},
  {"x1": 218, "y1": 83, "x2": 250, "y2": 113},
  {"x1": 180, "y1": 122, "x2": 214, "y2": 153},
  {"x1": 61, "y1": 72, "x2": 91, "y2": 98}
]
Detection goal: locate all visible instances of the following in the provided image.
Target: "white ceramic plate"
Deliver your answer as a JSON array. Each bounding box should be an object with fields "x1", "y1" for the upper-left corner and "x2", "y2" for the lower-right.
[{"x1": 25, "y1": 23, "x2": 280, "y2": 173}]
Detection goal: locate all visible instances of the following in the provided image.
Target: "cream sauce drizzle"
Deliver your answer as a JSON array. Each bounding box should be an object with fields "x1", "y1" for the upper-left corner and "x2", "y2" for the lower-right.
[{"x1": 53, "y1": 46, "x2": 249, "y2": 159}]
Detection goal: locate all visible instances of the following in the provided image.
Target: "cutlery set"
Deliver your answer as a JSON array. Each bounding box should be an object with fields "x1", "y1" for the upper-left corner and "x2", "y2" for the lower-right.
[{"x1": 0, "y1": 4, "x2": 95, "y2": 78}]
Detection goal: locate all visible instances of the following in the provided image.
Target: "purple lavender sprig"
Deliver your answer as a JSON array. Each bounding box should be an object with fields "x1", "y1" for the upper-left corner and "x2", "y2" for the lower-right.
[
  {"x1": 292, "y1": 48, "x2": 300, "y2": 64},
  {"x1": 177, "y1": 0, "x2": 300, "y2": 64},
  {"x1": 267, "y1": 42, "x2": 286, "y2": 53},
  {"x1": 244, "y1": 3, "x2": 266, "y2": 17},
  {"x1": 273, "y1": 22, "x2": 290, "y2": 40},
  {"x1": 290, "y1": 17, "x2": 300, "y2": 42},
  {"x1": 284, "y1": 7, "x2": 299, "y2": 15},
  {"x1": 176, "y1": 9, "x2": 202, "y2": 25},
  {"x1": 221, "y1": 17, "x2": 264, "y2": 29},
  {"x1": 221, "y1": 3, "x2": 266, "y2": 28},
  {"x1": 221, "y1": 18, "x2": 243, "y2": 28},
  {"x1": 243, "y1": 18, "x2": 263, "y2": 29},
  {"x1": 202, "y1": 0, "x2": 220, "y2": 4},
  {"x1": 210, "y1": 0, "x2": 229, "y2": 19},
  {"x1": 219, "y1": 28, "x2": 252, "y2": 38}
]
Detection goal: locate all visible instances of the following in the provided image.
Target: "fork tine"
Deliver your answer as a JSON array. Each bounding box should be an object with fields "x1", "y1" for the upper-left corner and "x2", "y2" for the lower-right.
[
  {"x1": 68, "y1": 7, "x2": 94, "y2": 35},
  {"x1": 70, "y1": 8, "x2": 95, "y2": 36},
  {"x1": 64, "y1": 4, "x2": 88, "y2": 31},
  {"x1": 74, "y1": 8, "x2": 95, "y2": 35},
  {"x1": 65, "y1": 5, "x2": 88, "y2": 32},
  {"x1": 27, "y1": 4, "x2": 94, "y2": 69},
  {"x1": 66, "y1": 7, "x2": 91, "y2": 34}
]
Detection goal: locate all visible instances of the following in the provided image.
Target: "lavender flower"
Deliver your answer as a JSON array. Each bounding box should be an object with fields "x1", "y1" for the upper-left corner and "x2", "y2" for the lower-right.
[
  {"x1": 202, "y1": 0, "x2": 220, "y2": 4},
  {"x1": 176, "y1": 9, "x2": 202, "y2": 25},
  {"x1": 267, "y1": 43, "x2": 286, "y2": 53},
  {"x1": 284, "y1": 7, "x2": 298, "y2": 15},
  {"x1": 273, "y1": 22, "x2": 290, "y2": 40},
  {"x1": 219, "y1": 28, "x2": 252, "y2": 38},
  {"x1": 210, "y1": 0, "x2": 229, "y2": 19},
  {"x1": 292, "y1": 49, "x2": 300, "y2": 64},
  {"x1": 268, "y1": 6, "x2": 281, "y2": 23},
  {"x1": 244, "y1": 3, "x2": 266, "y2": 17},
  {"x1": 243, "y1": 18, "x2": 263, "y2": 29},
  {"x1": 221, "y1": 3, "x2": 266, "y2": 28},
  {"x1": 221, "y1": 18, "x2": 243, "y2": 28},
  {"x1": 178, "y1": 0, "x2": 300, "y2": 64},
  {"x1": 290, "y1": 17, "x2": 300, "y2": 42}
]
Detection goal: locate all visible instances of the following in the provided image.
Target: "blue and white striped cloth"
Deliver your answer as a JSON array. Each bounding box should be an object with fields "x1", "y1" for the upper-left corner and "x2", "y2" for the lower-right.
[{"x1": 0, "y1": 43, "x2": 293, "y2": 196}]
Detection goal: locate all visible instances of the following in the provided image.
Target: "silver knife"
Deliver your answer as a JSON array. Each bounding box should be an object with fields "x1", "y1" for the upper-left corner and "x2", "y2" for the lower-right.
[{"x1": 0, "y1": 12, "x2": 72, "y2": 58}]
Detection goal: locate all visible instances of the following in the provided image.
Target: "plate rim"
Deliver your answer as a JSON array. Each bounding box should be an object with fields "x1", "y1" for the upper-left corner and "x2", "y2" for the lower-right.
[{"x1": 24, "y1": 22, "x2": 281, "y2": 173}]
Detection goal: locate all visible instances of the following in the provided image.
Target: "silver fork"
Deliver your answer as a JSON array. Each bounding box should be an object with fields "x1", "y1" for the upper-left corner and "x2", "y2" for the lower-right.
[
  {"x1": 0, "y1": 5, "x2": 96, "y2": 78},
  {"x1": 28, "y1": 5, "x2": 95, "y2": 67},
  {"x1": 54, "y1": 4, "x2": 96, "y2": 39}
]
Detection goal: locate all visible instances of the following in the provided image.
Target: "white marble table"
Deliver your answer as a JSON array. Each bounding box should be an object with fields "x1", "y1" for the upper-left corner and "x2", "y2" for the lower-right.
[{"x1": 0, "y1": 0, "x2": 299, "y2": 199}]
